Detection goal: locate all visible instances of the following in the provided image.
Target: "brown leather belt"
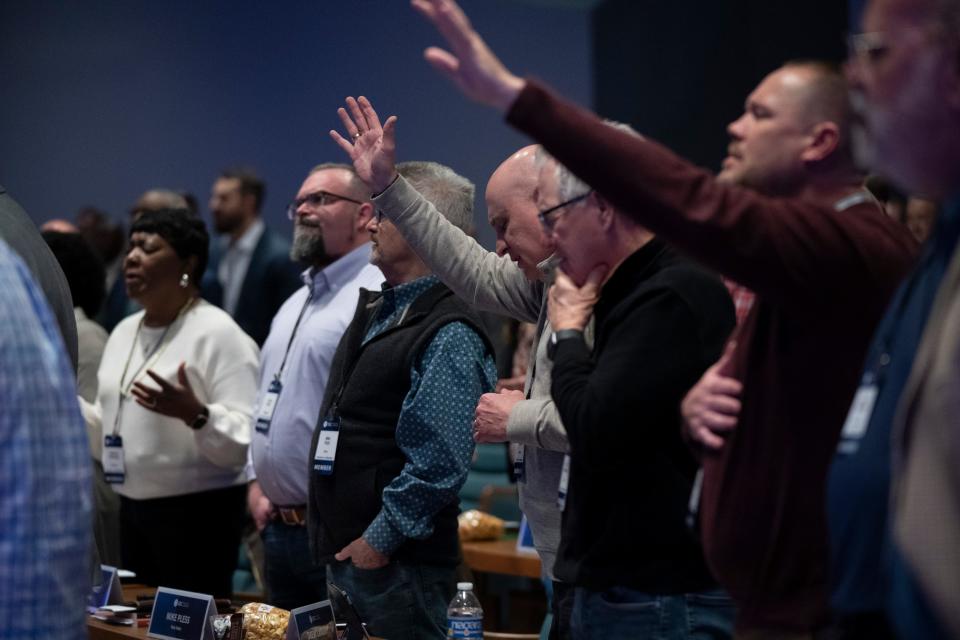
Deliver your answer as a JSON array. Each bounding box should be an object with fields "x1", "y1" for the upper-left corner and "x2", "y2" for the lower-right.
[{"x1": 276, "y1": 505, "x2": 307, "y2": 526}]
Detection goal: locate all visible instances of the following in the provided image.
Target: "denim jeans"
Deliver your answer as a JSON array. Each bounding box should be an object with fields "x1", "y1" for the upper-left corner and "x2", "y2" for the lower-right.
[
  {"x1": 571, "y1": 586, "x2": 735, "y2": 639},
  {"x1": 328, "y1": 559, "x2": 456, "y2": 640},
  {"x1": 260, "y1": 520, "x2": 328, "y2": 610}
]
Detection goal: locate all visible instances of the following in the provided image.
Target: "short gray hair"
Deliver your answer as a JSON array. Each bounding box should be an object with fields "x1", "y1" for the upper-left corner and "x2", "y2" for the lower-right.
[
  {"x1": 397, "y1": 161, "x2": 474, "y2": 232},
  {"x1": 535, "y1": 121, "x2": 641, "y2": 201}
]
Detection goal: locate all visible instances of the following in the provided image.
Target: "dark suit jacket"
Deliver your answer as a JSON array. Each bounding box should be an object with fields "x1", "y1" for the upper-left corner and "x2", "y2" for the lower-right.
[
  {"x1": 0, "y1": 184, "x2": 79, "y2": 371},
  {"x1": 201, "y1": 223, "x2": 301, "y2": 346}
]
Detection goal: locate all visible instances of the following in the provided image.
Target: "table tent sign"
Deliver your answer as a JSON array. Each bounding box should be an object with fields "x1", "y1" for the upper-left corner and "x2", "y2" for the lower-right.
[
  {"x1": 88, "y1": 564, "x2": 124, "y2": 612},
  {"x1": 148, "y1": 587, "x2": 219, "y2": 640},
  {"x1": 288, "y1": 600, "x2": 337, "y2": 639}
]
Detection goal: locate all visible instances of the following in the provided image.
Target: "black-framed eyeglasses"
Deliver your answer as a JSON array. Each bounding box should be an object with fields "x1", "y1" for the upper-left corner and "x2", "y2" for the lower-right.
[
  {"x1": 537, "y1": 192, "x2": 591, "y2": 232},
  {"x1": 286, "y1": 190, "x2": 364, "y2": 220}
]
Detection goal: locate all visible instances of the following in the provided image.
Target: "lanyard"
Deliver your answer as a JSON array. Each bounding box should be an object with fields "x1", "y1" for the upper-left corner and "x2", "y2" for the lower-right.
[
  {"x1": 112, "y1": 297, "x2": 196, "y2": 436},
  {"x1": 274, "y1": 289, "x2": 315, "y2": 382}
]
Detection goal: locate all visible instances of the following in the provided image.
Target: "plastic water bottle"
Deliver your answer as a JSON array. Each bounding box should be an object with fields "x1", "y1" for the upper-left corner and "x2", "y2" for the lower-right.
[{"x1": 447, "y1": 582, "x2": 483, "y2": 638}]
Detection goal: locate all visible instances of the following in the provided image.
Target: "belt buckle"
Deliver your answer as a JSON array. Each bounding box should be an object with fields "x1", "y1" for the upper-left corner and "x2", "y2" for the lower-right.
[{"x1": 278, "y1": 506, "x2": 305, "y2": 526}]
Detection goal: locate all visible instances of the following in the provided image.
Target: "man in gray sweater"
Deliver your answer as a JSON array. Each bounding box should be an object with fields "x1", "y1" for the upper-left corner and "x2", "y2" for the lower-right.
[{"x1": 331, "y1": 95, "x2": 582, "y2": 639}]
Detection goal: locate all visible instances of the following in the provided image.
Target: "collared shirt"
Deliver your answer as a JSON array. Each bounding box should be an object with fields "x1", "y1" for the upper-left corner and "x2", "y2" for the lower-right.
[
  {"x1": 0, "y1": 240, "x2": 92, "y2": 640},
  {"x1": 219, "y1": 218, "x2": 265, "y2": 316},
  {"x1": 247, "y1": 243, "x2": 384, "y2": 506},
  {"x1": 828, "y1": 197, "x2": 960, "y2": 619},
  {"x1": 359, "y1": 275, "x2": 498, "y2": 555}
]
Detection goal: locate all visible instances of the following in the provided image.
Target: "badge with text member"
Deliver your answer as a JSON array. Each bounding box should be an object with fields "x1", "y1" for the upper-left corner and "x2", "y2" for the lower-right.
[{"x1": 313, "y1": 411, "x2": 341, "y2": 476}]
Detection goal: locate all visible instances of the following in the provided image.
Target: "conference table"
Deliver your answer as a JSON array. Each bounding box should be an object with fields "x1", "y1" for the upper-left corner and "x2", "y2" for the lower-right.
[
  {"x1": 461, "y1": 538, "x2": 542, "y2": 579},
  {"x1": 88, "y1": 540, "x2": 539, "y2": 640}
]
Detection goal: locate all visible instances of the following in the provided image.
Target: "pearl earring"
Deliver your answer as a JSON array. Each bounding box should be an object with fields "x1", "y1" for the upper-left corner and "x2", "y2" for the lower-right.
[{"x1": 179, "y1": 273, "x2": 190, "y2": 288}]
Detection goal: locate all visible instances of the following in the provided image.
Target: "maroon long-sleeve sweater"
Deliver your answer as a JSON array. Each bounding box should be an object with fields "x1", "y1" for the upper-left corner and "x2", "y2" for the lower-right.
[{"x1": 507, "y1": 79, "x2": 917, "y2": 631}]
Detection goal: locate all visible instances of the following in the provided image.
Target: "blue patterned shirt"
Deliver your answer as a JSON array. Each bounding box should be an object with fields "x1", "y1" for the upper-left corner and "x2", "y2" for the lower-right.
[
  {"x1": 360, "y1": 276, "x2": 497, "y2": 555},
  {"x1": 0, "y1": 240, "x2": 92, "y2": 640}
]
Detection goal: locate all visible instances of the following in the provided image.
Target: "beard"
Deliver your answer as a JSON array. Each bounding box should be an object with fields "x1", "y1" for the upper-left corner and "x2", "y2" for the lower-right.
[{"x1": 290, "y1": 225, "x2": 329, "y2": 265}]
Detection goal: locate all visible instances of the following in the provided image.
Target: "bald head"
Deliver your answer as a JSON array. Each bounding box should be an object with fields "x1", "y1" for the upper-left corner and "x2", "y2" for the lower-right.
[
  {"x1": 131, "y1": 189, "x2": 189, "y2": 221},
  {"x1": 485, "y1": 145, "x2": 554, "y2": 281},
  {"x1": 41, "y1": 219, "x2": 79, "y2": 234},
  {"x1": 486, "y1": 145, "x2": 540, "y2": 206}
]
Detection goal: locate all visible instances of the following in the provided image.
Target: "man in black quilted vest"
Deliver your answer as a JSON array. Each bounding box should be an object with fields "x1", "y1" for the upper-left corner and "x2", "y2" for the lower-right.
[{"x1": 308, "y1": 161, "x2": 498, "y2": 640}]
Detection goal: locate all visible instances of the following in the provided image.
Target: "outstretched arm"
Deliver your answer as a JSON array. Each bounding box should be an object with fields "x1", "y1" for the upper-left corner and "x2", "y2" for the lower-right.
[{"x1": 411, "y1": 0, "x2": 525, "y2": 111}]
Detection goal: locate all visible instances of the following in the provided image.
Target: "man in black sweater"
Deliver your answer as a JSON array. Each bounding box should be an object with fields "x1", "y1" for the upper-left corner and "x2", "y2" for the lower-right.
[{"x1": 539, "y1": 149, "x2": 736, "y2": 639}]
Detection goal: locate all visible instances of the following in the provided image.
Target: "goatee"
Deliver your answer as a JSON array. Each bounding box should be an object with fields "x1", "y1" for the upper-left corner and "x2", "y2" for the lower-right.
[{"x1": 291, "y1": 226, "x2": 328, "y2": 264}]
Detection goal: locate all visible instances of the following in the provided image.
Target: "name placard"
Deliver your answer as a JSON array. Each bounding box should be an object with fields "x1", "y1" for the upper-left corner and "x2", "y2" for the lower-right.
[
  {"x1": 148, "y1": 587, "x2": 218, "y2": 640},
  {"x1": 288, "y1": 600, "x2": 336, "y2": 640},
  {"x1": 516, "y1": 515, "x2": 536, "y2": 554},
  {"x1": 87, "y1": 564, "x2": 124, "y2": 611}
]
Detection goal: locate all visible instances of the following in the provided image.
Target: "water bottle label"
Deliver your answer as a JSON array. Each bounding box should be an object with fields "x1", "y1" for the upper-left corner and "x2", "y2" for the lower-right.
[{"x1": 447, "y1": 616, "x2": 483, "y2": 638}]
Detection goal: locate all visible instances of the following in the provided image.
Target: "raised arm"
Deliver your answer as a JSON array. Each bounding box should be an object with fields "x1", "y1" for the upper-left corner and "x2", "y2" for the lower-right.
[{"x1": 331, "y1": 96, "x2": 543, "y2": 322}]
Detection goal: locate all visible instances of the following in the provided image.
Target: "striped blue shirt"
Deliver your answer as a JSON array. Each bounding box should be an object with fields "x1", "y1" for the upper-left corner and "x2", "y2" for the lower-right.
[{"x1": 0, "y1": 239, "x2": 93, "y2": 640}]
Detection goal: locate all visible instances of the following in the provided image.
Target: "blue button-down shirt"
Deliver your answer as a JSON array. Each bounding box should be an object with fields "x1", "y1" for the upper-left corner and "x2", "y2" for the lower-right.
[
  {"x1": 247, "y1": 244, "x2": 383, "y2": 505},
  {"x1": 359, "y1": 275, "x2": 498, "y2": 555},
  {"x1": 0, "y1": 240, "x2": 92, "y2": 640},
  {"x1": 827, "y1": 198, "x2": 960, "y2": 630}
]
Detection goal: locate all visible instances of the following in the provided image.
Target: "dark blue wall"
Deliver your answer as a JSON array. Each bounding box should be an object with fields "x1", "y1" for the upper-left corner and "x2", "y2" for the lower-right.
[
  {"x1": 0, "y1": 0, "x2": 593, "y2": 250},
  {"x1": 593, "y1": 0, "x2": 849, "y2": 177}
]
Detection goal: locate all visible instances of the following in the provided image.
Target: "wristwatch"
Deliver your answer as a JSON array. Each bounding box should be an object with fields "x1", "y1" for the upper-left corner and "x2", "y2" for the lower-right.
[
  {"x1": 547, "y1": 329, "x2": 584, "y2": 360},
  {"x1": 189, "y1": 406, "x2": 210, "y2": 431}
]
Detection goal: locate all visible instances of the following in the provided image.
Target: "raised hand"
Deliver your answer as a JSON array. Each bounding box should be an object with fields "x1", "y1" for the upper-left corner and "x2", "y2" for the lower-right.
[
  {"x1": 411, "y1": 0, "x2": 525, "y2": 111},
  {"x1": 329, "y1": 96, "x2": 399, "y2": 195}
]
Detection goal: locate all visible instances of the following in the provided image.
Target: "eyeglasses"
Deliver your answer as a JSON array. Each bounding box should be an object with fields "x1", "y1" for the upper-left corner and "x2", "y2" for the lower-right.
[
  {"x1": 286, "y1": 190, "x2": 364, "y2": 220},
  {"x1": 537, "y1": 192, "x2": 591, "y2": 232}
]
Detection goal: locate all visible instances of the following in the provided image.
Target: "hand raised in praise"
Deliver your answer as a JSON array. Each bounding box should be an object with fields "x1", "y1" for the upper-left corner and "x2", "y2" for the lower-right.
[
  {"x1": 329, "y1": 96, "x2": 399, "y2": 195},
  {"x1": 411, "y1": 0, "x2": 525, "y2": 111}
]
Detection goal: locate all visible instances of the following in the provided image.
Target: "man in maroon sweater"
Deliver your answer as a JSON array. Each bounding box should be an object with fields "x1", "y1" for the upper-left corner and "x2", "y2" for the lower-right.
[{"x1": 411, "y1": 1, "x2": 917, "y2": 637}]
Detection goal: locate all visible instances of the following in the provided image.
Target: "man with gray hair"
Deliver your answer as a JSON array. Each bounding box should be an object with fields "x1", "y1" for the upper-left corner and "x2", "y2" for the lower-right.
[
  {"x1": 537, "y1": 145, "x2": 736, "y2": 637},
  {"x1": 331, "y1": 96, "x2": 577, "y2": 637},
  {"x1": 307, "y1": 161, "x2": 497, "y2": 639}
]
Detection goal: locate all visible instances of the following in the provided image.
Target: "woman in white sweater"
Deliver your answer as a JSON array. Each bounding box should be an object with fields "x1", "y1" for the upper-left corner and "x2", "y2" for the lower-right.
[{"x1": 81, "y1": 208, "x2": 259, "y2": 598}]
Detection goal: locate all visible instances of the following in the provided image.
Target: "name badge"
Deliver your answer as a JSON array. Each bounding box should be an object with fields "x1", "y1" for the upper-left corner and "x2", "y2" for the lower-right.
[
  {"x1": 288, "y1": 600, "x2": 336, "y2": 640},
  {"x1": 255, "y1": 378, "x2": 282, "y2": 434},
  {"x1": 313, "y1": 412, "x2": 341, "y2": 476},
  {"x1": 556, "y1": 453, "x2": 570, "y2": 511},
  {"x1": 148, "y1": 587, "x2": 218, "y2": 640},
  {"x1": 88, "y1": 564, "x2": 124, "y2": 612},
  {"x1": 837, "y1": 383, "x2": 879, "y2": 455},
  {"x1": 513, "y1": 444, "x2": 526, "y2": 482},
  {"x1": 103, "y1": 434, "x2": 125, "y2": 484}
]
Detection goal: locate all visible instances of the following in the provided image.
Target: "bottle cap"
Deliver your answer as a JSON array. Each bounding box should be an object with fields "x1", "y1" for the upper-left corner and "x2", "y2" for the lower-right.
[{"x1": 457, "y1": 582, "x2": 473, "y2": 591}]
